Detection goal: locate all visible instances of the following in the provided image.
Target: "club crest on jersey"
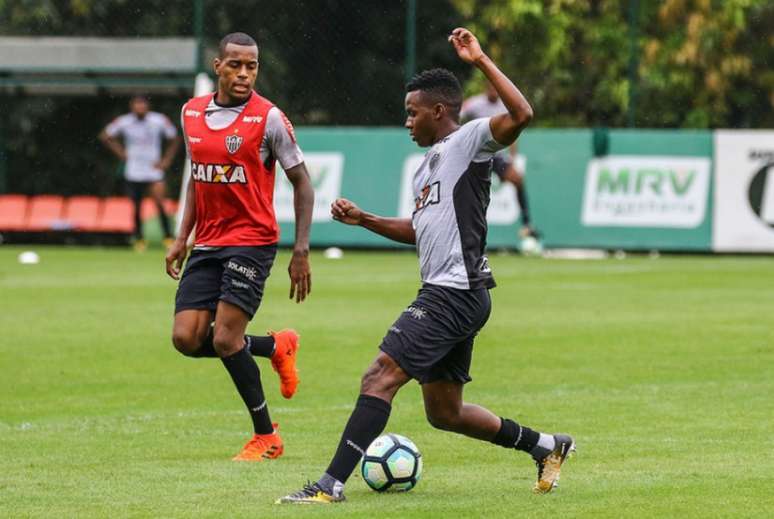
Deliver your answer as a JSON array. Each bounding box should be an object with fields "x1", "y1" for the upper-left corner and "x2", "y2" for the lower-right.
[
  {"x1": 225, "y1": 134, "x2": 243, "y2": 154},
  {"x1": 429, "y1": 152, "x2": 440, "y2": 172},
  {"x1": 191, "y1": 162, "x2": 247, "y2": 184}
]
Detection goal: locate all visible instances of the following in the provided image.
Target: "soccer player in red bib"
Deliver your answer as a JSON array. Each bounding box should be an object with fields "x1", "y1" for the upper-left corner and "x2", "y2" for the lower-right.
[{"x1": 165, "y1": 32, "x2": 314, "y2": 461}]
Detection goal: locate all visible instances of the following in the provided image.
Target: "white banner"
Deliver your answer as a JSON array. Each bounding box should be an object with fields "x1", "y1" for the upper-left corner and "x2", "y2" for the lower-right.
[
  {"x1": 713, "y1": 131, "x2": 774, "y2": 252},
  {"x1": 581, "y1": 155, "x2": 710, "y2": 228},
  {"x1": 397, "y1": 153, "x2": 524, "y2": 224},
  {"x1": 274, "y1": 152, "x2": 344, "y2": 222}
]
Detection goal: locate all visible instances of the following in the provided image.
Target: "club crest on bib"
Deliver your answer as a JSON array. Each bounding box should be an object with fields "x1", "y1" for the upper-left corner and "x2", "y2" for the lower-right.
[{"x1": 225, "y1": 134, "x2": 243, "y2": 154}]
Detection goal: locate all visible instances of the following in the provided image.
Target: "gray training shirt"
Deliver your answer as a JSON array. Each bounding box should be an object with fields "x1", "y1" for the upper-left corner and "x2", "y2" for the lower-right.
[{"x1": 411, "y1": 117, "x2": 505, "y2": 290}]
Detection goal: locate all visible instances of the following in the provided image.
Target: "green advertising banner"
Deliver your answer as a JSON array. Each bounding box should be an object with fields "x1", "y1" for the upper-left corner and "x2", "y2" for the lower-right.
[
  {"x1": 276, "y1": 127, "x2": 714, "y2": 251},
  {"x1": 520, "y1": 129, "x2": 713, "y2": 250},
  {"x1": 276, "y1": 128, "x2": 417, "y2": 248}
]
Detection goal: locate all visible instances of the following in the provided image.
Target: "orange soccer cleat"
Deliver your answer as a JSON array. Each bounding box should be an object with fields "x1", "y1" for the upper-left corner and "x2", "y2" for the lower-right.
[
  {"x1": 269, "y1": 329, "x2": 300, "y2": 399},
  {"x1": 232, "y1": 423, "x2": 284, "y2": 461}
]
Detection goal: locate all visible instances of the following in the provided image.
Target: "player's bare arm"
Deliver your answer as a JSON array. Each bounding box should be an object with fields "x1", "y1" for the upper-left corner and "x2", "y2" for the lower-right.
[
  {"x1": 284, "y1": 163, "x2": 314, "y2": 303},
  {"x1": 98, "y1": 129, "x2": 127, "y2": 161},
  {"x1": 331, "y1": 198, "x2": 415, "y2": 244},
  {"x1": 449, "y1": 27, "x2": 533, "y2": 145},
  {"x1": 165, "y1": 178, "x2": 196, "y2": 280},
  {"x1": 155, "y1": 135, "x2": 181, "y2": 171}
]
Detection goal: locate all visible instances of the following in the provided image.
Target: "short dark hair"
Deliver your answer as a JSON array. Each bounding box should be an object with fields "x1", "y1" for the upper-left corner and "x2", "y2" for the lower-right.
[
  {"x1": 406, "y1": 68, "x2": 463, "y2": 118},
  {"x1": 219, "y1": 32, "x2": 259, "y2": 57}
]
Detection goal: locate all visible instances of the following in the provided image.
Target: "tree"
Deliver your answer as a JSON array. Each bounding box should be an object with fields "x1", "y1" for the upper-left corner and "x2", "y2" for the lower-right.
[
  {"x1": 451, "y1": 0, "x2": 773, "y2": 128},
  {"x1": 639, "y1": 0, "x2": 774, "y2": 128}
]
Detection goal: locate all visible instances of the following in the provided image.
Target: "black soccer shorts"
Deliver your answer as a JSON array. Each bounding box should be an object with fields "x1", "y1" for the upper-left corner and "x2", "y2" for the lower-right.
[
  {"x1": 379, "y1": 284, "x2": 492, "y2": 385},
  {"x1": 174, "y1": 245, "x2": 277, "y2": 319}
]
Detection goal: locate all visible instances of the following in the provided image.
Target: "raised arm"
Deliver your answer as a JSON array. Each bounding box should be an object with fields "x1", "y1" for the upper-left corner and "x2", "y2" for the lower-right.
[
  {"x1": 449, "y1": 27, "x2": 533, "y2": 146},
  {"x1": 284, "y1": 163, "x2": 314, "y2": 303},
  {"x1": 331, "y1": 198, "x2": 415, "y2": 245}
]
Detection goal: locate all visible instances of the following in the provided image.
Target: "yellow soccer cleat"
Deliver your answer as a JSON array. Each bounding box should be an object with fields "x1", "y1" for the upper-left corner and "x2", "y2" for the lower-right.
[
  {"x1": 275, "y1": 482, "x2": 345, "y2": 504},
  {"x1": 533, "y1": 434, "x2": 576, "y2": 494},
  {"x1": 132, "y1": 239, "x2": 147, "y2": 253}
]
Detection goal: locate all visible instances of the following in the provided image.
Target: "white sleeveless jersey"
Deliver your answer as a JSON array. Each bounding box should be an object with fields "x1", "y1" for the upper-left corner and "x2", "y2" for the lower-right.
[{"x1": 412, "y1": 118, "x2": 505, "y2": 290}]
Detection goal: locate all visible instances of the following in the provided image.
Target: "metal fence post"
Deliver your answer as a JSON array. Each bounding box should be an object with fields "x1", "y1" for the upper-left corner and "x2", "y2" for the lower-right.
[
  {"x1": 627, "y1": 0, "x2": 640, "y2": 127},
  {"x1": 405, "y1": 0, "x2": 417, "y2": 84},
  {"x1": 194, "y1": 0, "x2": 205, "y2": 73}
]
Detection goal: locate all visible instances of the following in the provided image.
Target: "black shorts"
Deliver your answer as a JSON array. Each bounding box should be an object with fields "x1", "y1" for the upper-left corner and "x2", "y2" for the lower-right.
[
  {"x1": 380, "y1": 284, "x2": 492, "y2": 385},
  {"x1": 174, "y1": 245, "x2": 277, "y2": 319},
  {"x1": 126, "y1": 180, "x2": 151, "y2": 201}
]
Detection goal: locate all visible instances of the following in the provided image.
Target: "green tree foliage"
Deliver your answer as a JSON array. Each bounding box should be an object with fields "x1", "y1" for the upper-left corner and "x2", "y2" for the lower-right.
[
  {"x1": 451, "y1": 0, "x2": 773, "y2": 128},
  {"x1": 640, "y1": 0, "x2": 773, "y2": 128},
  {"x1": 0, "y1": 0, "x2": 466, "y2": 195},
  {"x1": 0, "y1": 0, "x2": 772, "y2": 196}
]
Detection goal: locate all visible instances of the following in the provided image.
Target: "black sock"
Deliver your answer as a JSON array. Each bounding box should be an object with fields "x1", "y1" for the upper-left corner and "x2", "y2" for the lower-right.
[
  {"x1": 516, "y1": 184, "x2": 531, "y2": 225},
  {"x1": 245, "y1": 335, "x2": 275, "y2": 358},
  {"x1": 132, "y1": 196, "x2": 143, "y2": 240},
  {"x1": 188, "y1": 329, "x2": 217, "y2": 358},
  {"x1": 156, "y1": 200, "x2": 172, "y2": 238},
  {"x1": 491, "y1": 417, "x2": 540, "y2": 453},
  {"x1": 324, "y1": 394, "x2": 391, "y2": 485},
  {"x1": 220, "y1": 346, "x2": 273, "y2": 434}
]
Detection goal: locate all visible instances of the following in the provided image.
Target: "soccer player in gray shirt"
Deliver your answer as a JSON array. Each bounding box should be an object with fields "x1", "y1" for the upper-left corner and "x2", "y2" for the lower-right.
[{"x1": 278, "y1": 28, "x2": 574, "y2": 504}]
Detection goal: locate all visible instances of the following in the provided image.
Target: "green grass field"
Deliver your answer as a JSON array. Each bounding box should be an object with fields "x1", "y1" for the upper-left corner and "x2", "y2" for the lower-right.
[{"x1": 1, "y1": 245, "x2": 773, "y2": 518}]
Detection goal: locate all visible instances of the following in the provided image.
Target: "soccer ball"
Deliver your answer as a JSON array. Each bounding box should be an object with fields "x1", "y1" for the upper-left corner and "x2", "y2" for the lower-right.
[
  {"x1": 520, "y1": 235, "x2": 543, "y2": 256},
  {"x1": 361, "y1": 433, "x2": 423, "y2": 492}
]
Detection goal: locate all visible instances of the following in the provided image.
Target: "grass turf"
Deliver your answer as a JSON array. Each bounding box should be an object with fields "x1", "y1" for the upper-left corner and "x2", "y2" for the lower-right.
[{"x1": 1, "y1": 246, "x2": 773, "y2": 517}]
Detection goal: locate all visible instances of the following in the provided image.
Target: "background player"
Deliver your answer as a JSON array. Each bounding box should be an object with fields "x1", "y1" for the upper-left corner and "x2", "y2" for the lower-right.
[
  {"x1": 165, "y1": 32, "x2": 314, "y2": 461},
  {"x1": 461, "y1": 81, "x2": 538, "y2": 239},
  {"x1": 99, "y1": 95, "x2": 180, "y2": 251},
  {"x1": 278, "y1": 28, "x2": 573, "y2": 504}
]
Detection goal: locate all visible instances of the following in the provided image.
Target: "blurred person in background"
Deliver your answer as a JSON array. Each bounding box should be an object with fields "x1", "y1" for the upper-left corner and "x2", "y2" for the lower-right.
[
  {"x1": 99, "y1": 94, "x2": 180, "y2": 251},
  {"x1": 461, "y1": 81, "x2": 538, "y2": 240}
]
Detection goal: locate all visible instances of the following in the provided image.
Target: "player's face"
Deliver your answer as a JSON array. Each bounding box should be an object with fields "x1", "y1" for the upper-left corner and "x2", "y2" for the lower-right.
[
  {"x1": 130, "y1": 98, "x2": 149, "y2": 118},
  {"x1": 404, "y1": 91, "x2": 438, "y2": 147},
  {"x1": 214, "y1": 43, "x2": 259, "y2": 103}
]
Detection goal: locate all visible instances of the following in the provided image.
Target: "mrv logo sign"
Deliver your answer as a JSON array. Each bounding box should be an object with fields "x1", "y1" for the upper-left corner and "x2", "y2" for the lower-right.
[{"x1": 582, "y1": 155, "x2": 710, "y2": 228}]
